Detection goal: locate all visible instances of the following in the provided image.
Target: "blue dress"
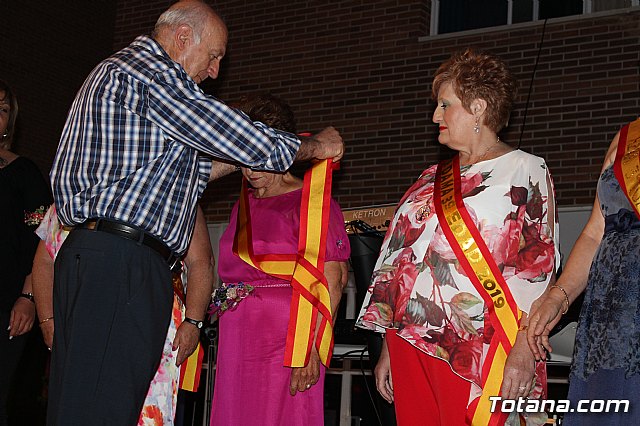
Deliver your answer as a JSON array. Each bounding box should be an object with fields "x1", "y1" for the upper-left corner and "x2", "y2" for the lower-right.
[{"x1": 563, "y1": 166, "x2": 640, "y2": 425}]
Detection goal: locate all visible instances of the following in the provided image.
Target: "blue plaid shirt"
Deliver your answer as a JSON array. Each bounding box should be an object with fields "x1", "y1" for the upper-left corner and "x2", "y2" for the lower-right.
[{"x1": 51, "y1": 36, "x2": 300, "y2": 254}]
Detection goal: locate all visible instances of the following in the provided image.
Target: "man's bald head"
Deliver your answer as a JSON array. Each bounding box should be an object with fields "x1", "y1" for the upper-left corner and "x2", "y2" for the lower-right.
[
  {"x1": 153, "y1": 1, "x2": 228, "y2": 83},
  {"x1": 152, "y1": 1, "x2": 224, "y2": 44}
]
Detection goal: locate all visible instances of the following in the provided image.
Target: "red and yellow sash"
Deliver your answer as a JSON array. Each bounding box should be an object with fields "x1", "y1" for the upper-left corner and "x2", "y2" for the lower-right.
[
  {"x1": 233, "y1": 160, "x2": 336, "y2": 367},
  {"x1": 179, "y1": 339, "x2": 204, "y2": 392},
  {"x1": 614, "y1": 118, "x2": 640, "y2": 220},
  {"x1": 172, "y1": 273, "x2": 205, "y2": 392},
  {"x1": 434, "y1": 156, "x2": 521, "y2": 426}
]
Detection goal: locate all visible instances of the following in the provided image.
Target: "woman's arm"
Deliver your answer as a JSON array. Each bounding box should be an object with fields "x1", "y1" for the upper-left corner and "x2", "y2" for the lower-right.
[
  {"x1": 289, "y1": 260, "x2": 348, "y2": 395},
  {"x1": 374, "y1": 338, "x2": 394, "y2": 403},
  {"x1": 325, "y1": 261, "x2": 349, "y2": 320},
  {"x1": 8, "y1": 274, "x2": 36, "y2": 339},
  {"x1": 526, "y1": 134, "x2": 617, "y2": 359},
  {"x1": 526, "y1": 196, "x2": 604, "y2": 359},
  {"x1": 31, "y1": 240, "x2": 55, "y2": 348},
  {"x1": 502, "y1": 155, "x2": 562, "y2": 398}
]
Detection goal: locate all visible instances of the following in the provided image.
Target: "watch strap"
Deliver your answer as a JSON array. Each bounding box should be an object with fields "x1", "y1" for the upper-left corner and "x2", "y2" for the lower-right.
[{"x1": 184, "y1": 317, "x2": 203, "y2": 328}]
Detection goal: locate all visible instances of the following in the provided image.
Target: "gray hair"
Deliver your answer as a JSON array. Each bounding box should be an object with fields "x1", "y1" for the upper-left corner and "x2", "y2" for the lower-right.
[{"x1": 152, "y1": 3, "x2": 210, "y2": 44}]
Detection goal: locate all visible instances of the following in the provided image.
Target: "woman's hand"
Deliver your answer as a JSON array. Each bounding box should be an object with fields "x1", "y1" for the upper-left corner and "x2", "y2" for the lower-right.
[
  {"x1": 290, "y1": 349, "x2": 320, "y2": 395},
  {"x1": 526, "y1": 290, "x2": 566, "y2": 361},
  {"x1": 40, "y1": 319, "x2": 54, "y2": 349},
  {"x1": 501, "y1": 332, "x2": 536, "y2": 400},
  {"x1": 9, "y1": 297, "x2": 36, "y2": 338},
  {"x1": 374, "y1": 337, "x2": 394, "y2": 403}
]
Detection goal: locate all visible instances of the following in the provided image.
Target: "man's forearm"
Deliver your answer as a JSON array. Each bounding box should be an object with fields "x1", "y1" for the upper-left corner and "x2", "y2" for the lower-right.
[
  {"x1": 184, "y1": 258, "x2": 214, "y2": 320},
  {"x1": 295, "y1": 137, "x2": 324, "y2": 162},
  {"x1": 209, "y1": 161, "x2": 239, "y2": 182}
]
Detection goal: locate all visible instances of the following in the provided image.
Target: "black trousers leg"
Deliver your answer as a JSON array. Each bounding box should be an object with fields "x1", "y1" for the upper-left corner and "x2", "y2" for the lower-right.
[{"x1": 46, "y1": 229, "x2": 173, "y2": 426}]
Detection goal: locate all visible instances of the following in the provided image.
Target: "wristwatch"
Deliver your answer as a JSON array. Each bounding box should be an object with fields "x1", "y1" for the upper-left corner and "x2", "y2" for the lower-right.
[{"x1": 184, "y1": 317, "x2": 203, "y2": 329}]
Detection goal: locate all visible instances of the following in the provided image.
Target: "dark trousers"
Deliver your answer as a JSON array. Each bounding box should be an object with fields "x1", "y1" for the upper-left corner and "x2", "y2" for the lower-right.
[{"x1": 46, "y1": 229, "x2": 173, "y2": 426}]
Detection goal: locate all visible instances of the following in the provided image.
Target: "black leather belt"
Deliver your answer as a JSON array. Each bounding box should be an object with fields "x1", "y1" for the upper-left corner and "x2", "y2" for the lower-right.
[{"x1": 79, "y1": 219, "x2": 182, "y2": 273}]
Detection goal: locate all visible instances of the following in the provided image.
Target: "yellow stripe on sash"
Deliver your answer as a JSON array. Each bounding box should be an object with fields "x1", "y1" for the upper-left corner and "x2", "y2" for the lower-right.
[
  {"x1": 234, "y1": 160, "x2": 336, "y2": 367},
  {"x1": 616, "y1": 118, "x2": 640, "y2": 219},
  {"x1": 435, "y1": 157, "x2": 520, "y2": 425},
  {"x1": 179, "y1": 342, "x2": 204, "y2": 392},
  {"x1": 472, "y1": 346, "x2": 508, "y2": 425}
]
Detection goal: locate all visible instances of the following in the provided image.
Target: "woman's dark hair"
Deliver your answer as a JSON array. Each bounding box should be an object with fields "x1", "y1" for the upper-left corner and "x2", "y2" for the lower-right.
[
  {"x1": 0, "y1": 79, "x2": 19, "y2": 149},
  {"x1": 432, "y1": 48, "x2": 516, "y2": 132},
  {"x1": 235, "y1": 93, "x2": 297, "y2": 134}
]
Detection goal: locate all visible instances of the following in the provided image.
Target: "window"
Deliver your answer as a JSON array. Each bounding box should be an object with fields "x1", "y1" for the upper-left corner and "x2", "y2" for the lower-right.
[{"x1": 431, "y1": 0, "x2": 639, "y2": 35}]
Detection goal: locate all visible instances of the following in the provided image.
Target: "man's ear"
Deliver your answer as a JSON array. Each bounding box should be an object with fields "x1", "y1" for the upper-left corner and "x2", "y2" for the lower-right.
[{"x1": 174, "y1": 24, "x2": 193, "y2": 51}]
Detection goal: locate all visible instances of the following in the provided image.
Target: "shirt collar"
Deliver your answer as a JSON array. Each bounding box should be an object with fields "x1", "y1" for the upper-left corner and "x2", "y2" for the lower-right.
[{"x1": 131, "y1": 35, "x2": 170, "y2": 58}]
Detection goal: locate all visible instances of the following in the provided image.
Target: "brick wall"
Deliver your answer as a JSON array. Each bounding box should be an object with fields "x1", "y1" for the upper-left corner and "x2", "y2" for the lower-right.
[
  {"x1": 5, "y1": 2, "x2": 639, "y2": 224},
  {"x1": 193, "y1": 3, "x2": 638, "y2": 222},
  {"x1": 0, "y1": 1, "x2": 117, "y2": 178},
  {"x1": 115, "y1": 2, "x2": 640, "y2": 222}
]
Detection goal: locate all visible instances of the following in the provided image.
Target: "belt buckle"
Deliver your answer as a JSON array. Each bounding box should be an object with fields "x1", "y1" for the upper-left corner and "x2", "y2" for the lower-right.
[{"x1": 84, "y1": 220, "x2": 99, "y2": 231}]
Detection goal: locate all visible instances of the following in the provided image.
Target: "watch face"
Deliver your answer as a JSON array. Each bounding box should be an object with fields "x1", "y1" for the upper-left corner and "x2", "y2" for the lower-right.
[{"x1": 186, "y1": 318, "x2": 203, "y2": 328}]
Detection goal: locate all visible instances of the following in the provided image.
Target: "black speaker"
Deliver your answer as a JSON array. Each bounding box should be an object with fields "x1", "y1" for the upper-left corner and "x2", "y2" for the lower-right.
[
  {"x1": 346, "y1": 222, "x2": 397, "y2": 426},
  {"x1": 347, "y1": 223, "x2": 384, "y2": 311}
]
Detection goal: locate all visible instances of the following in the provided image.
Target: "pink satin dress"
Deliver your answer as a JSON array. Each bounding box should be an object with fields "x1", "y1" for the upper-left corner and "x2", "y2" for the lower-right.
[{"x1": 210, "y1": 188, "x2": 350, "y2": 426}]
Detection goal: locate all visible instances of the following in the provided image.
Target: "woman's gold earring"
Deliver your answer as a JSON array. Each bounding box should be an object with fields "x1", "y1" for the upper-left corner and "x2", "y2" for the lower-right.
[{"x1": 473, "y1": 118, "x2": 480, "y2": 134}]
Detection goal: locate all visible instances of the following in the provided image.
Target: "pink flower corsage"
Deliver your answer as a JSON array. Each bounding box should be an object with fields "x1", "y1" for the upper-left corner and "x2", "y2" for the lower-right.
[{"x1": 208, "y1": 282, "x2": 255, "y2": 321}]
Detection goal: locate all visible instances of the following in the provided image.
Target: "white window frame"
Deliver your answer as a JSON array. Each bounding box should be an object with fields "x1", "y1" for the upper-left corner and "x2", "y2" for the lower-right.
[{"x1": 430, "y1": 0, "x2": 639, "y2": 36}]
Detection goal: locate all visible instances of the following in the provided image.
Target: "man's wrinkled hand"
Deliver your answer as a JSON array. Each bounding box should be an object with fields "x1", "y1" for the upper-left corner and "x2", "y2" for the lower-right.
[
  {"x1": 173, "y1": 322, "x2": 200, "y2": 366},
  {"x1": 313, "y1": 127, "x2": 344, "y2": 162}
]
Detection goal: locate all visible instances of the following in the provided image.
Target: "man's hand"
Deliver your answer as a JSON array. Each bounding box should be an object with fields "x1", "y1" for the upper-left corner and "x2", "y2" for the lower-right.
[
  {"x1": 296, "y1": 127, "x2": 344, "y2": 163},
  {"x1": 172, "y1": 321, "x2": 200, "y2": 366}
]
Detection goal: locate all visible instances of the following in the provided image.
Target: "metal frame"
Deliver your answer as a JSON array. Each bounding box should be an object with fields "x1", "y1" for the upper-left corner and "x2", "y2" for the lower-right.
[{"x1": 430, "y1": 0, "x2": 638, "y2": 35}]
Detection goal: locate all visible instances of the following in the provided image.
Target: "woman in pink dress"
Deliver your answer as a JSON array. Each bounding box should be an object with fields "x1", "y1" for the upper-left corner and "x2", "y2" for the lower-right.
[{"x1": 210, "y1": 94, "x2": 350, "y2": 426}]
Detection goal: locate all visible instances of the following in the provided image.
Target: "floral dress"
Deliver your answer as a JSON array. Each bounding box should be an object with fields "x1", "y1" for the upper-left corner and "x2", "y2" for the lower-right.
[
  {"x1": 36, "y1": 206, "x2": 182, "y2": 426},
  {"x1": 357, "y1": 150, "x2": 560, "y2": 425}
]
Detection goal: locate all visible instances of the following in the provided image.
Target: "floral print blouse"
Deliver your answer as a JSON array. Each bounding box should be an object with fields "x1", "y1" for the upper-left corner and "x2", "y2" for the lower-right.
[{"x1": 357, "y1": 150, "x2": 560, "y2": 413}]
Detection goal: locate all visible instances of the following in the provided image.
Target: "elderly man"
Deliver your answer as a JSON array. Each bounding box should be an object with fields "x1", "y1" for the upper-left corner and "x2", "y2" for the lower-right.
[{"x1": 48, "y1": 1, "x2": 344, "y2": 424}]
